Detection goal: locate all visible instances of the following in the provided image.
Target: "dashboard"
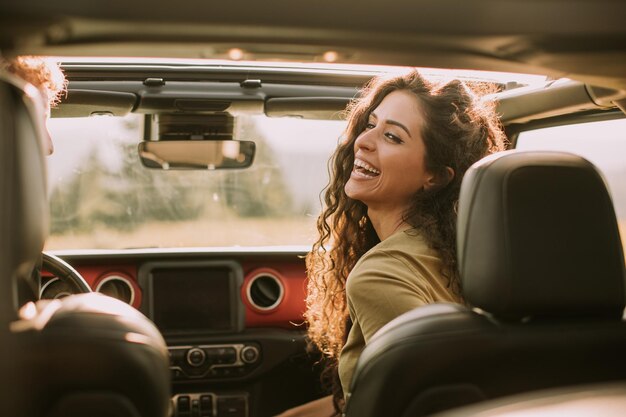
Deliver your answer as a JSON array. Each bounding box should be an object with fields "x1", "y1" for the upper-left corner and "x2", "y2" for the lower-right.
[
  {"x1": 41, "y1": 249, "x2": 320, "y2": 417},
  {"x1": 42, "y1": 250, "x2": 307, "y2": 327}
]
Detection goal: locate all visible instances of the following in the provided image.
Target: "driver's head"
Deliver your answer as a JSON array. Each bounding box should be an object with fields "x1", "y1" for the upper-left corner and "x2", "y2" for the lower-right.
[{"x1": 1, "y1": 56, "x2": 67, "y2": 155}]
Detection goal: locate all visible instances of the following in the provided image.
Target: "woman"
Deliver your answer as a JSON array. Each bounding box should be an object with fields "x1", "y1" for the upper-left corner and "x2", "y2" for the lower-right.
[
  {"x1": 1, "y1": 56, "x2": 66, "y2": 155},
  {"x1": 278, "y1": 70, "x2": 506, "y2": 417}
]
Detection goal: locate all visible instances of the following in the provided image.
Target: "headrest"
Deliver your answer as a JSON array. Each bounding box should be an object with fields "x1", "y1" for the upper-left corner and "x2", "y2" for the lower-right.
[
  {"x1": 0, "y1": 73, "x2": 49, "y2": 313},
  {"x1": 457, "y1": 151, "x2": 625, "y2": 320}
]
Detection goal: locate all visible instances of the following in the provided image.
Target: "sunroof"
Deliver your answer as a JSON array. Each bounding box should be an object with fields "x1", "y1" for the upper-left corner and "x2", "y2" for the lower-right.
[{"x1": 55, "y1": 56, "x2": 550, "y2": 89}]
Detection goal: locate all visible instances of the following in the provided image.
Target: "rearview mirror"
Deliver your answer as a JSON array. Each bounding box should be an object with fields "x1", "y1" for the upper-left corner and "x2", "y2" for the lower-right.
[{"x1": 138, "y1": 140, "x2": 255, "y2": 170}]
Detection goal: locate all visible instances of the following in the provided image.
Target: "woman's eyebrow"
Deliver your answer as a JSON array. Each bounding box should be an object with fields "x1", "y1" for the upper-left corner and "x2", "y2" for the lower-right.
[
  {"x1": 370, "y1": 112, "x2": 411, "y2": 137},
  {"x1": 385, "y1": 119, "x2": 412, "y2": 137}
]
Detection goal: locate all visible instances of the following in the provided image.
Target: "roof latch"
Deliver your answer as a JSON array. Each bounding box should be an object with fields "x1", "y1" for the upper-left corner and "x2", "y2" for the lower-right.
[
  {"x1": 143, "y1": 78, "x2": 165, "y2": 87},
  {"x1": 240, "y1": 79, "x2": 262, "y2": 89}
]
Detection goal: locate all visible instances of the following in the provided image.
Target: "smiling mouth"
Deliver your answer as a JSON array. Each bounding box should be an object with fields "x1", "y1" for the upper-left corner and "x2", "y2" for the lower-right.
[{"x1": 353, "y1": 158, "x2": 380, "y2": 178}]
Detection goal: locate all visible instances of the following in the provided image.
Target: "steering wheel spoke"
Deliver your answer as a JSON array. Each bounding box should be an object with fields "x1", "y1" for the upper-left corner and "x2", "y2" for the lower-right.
[{"x1": 41, "y1": 252, "x2": 92, "y2": 295}]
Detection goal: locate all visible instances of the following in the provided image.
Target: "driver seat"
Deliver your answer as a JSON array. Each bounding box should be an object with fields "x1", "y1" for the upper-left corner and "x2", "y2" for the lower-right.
[{"x1": 0, "y1": 72, "x2": 171, "y2": 416}]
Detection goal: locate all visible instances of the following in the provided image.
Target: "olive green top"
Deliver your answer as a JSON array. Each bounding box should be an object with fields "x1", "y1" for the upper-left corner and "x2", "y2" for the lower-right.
[{"x1": 338, "y1": 229, "x2": 462, "y2": 399}]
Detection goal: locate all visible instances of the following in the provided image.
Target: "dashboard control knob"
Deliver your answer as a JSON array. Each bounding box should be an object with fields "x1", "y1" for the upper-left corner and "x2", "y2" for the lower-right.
[
  {"x1": 186, "y1": 348, "x2": 206, "y2": 367},
  {"x1": 240, "y1": 346, "x2": 260, "y2": 364}
]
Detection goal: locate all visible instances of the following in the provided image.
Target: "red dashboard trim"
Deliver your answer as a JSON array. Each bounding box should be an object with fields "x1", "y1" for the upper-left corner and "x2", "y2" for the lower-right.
[
  {"x1": 241, "y1": 264, "x2": 307, "y2": 329},
  {"x1": 45, "y1": 260, "x2": 308, "y2": 329}
]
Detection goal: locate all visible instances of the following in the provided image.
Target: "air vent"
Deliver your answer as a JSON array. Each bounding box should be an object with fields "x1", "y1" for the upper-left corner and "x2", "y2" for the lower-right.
[
  {"x1": 96, "y1": 275, "x2": 135, "y2": 305},
  {"x1": 40, "y1": 277, "x2": 74, "y2": 300},
  {"x1": 246, "y1": 273, "x2": 284, "y2": 312}
]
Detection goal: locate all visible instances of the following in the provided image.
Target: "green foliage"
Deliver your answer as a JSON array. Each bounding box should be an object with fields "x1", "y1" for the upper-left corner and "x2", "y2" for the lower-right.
[
  {"x1": 222, "y1": 117, "x2": 294, "y2": 217},
  {"x1": 49, "y1": 116, "x2": 295, "y2": 236}
]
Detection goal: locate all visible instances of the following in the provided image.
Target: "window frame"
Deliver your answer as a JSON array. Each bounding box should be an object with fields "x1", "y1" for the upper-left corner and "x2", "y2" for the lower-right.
[{"x1": 506, "y1": 109, "x2": 625, "y2": 148}]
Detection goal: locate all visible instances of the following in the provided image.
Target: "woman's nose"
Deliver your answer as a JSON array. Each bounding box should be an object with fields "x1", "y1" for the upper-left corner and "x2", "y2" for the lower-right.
[
  {"x1": 42, "y1": 120, "x2": 54, "y2": 155},
  {"x1": 354, "y1": 129, "x2": 376, "y2": 152}
]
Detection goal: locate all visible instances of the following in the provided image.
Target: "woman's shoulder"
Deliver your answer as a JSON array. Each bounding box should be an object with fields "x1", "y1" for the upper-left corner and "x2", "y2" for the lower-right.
[
  {"x1": 351, "y1": 229, "x2": 438, "y2": 279},
  {"x1": 365, "y1": 228, "x2": 435, "y2": 261},
  {"x1": 347, "y1": 228, "x2": 460, "y2": 304}
]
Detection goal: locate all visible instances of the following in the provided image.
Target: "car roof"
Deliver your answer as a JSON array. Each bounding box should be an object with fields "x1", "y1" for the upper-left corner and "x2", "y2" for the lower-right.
[
  {"x1": 0, "y1": 0, "x2": 625, "y2": 90},
  {"x1": 50, "y1": 60, "x2": 620, "y2": 126}
]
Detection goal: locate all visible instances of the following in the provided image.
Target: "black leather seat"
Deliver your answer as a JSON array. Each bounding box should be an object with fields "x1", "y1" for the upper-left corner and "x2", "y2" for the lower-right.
[
  {"x1": 0, "y1": 73, "x2": 171, "y2": 416},
  {"x1": 344, "y1": 150, "x2": 626, "y2": 417}
]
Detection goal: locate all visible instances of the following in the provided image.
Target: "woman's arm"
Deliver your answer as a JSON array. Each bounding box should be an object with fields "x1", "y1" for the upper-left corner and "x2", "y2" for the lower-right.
[{"x1": 274, "y1": 395, "x2": 335, "y2": 417}]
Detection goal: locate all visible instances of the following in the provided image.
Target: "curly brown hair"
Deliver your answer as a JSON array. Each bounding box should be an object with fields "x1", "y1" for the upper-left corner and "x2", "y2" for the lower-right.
[
  {"x1": 304, "y1": 70, "x2": 506, "y2": 413},
  {"x1": 1, "y1": 56, "x2": 66, "y2": 108}
]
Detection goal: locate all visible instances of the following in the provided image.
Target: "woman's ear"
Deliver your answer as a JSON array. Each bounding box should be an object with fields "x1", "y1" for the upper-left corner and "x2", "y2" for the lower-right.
[{"x1": 424, "y1": 166, "x2": 455, "y2": 191}]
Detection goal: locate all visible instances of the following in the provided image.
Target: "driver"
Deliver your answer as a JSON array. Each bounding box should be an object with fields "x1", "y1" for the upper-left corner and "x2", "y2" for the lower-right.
[
  {"x1": 1, "y1": 56, "x2": 67, "y2": 303},
  {"x1": 0, "y1": 55, "x2": 67, "y2": 155}
]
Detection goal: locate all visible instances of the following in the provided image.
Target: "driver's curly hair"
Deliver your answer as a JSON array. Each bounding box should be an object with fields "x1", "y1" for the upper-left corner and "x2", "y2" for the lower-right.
[
  {"x1": 1, "y1": 56, "x2": 66, "y2": 107},
  {"x1": 304, "y1": 70, "x2": 506, "y2": 413}
]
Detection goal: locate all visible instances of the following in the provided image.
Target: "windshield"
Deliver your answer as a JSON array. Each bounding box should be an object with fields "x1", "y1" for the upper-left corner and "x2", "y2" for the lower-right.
[
  {"x1": 44, "y1": 61, "x2": 551, "y2": 251},
  {"x1": 45, "y1": 114, "x2": 345, "y2": 250}
]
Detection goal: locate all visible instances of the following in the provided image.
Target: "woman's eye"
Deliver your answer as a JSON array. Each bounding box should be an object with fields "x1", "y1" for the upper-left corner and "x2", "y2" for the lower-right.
[
  {"x1": 365, "y1": 122, "x2": 375, "y2": 130},
  {"x1": 385, "y1": 133, "x2": 403, "y2": 144}
]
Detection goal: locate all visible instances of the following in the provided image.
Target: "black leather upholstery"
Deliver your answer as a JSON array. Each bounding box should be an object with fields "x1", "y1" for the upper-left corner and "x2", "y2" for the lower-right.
[
  {"x1": 344, "y1": 151, "x2": 626, "y2": 417},
  {"x1": 13, "y1": 293, "x2": 171, "y2": 417},
  {"x1": 0, "y1": 74, "x2": 170, "y2": 417},
  {"x1": 458, "y1": 151, "x2": 625, "y2": 320},
  {"x1": 0, "y1": 73, "x2": 49, "y2": 317},
  {"x1": 0, "y1": 73, "x2": 50, "y2": 414}
]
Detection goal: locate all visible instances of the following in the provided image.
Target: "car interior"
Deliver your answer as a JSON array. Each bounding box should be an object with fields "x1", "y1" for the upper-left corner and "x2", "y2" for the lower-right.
[{"x1": 1, "y1": 1, "x2": 625, "y2": 416}]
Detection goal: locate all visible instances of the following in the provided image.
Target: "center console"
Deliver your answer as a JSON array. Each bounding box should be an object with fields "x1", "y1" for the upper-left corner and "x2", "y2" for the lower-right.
[
  {"x1": 139, "y1": 261, "x2": 253, "y2": 416},
  {"x1": 138, "y1": 259, "x2": 316, "y2": 417},
  {"x1": 169, "y1": 343, "x2": 261, "y2": 380},
  {"x1": 172, "y1": 392, "x2": 248, "y2": 417}
]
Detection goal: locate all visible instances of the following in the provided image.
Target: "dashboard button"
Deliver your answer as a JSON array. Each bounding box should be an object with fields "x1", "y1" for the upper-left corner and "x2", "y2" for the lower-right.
[
  {"x1": 187, "y1": 348, "x2": 206, "y2": 367},
  {"x1": 200, "y1": 395, "x2": 212, "y2": 409},
  {"x1": 240, "y1": 346, "x2": 260, "y2": 364},
  {"x1": 191, "y1": 399, "x2": 200, "y2": 417},
  {"x1": 224, "y1": 347, "x2": 237, "y2": 363},
  {"x1": 177, "y1": 395, "x2": 190, "y2": 413},
  {"x1": 169, "y1": 349, "x2": 185, "y2": 365},
  {"x1": 206, "y1": 348, "x2": 219, "y2": 362}
]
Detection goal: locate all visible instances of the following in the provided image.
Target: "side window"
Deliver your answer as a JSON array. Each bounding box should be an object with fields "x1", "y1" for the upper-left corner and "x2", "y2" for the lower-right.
[{"x1": 515, "y1": 117, "x2": 626, "y2": 254}]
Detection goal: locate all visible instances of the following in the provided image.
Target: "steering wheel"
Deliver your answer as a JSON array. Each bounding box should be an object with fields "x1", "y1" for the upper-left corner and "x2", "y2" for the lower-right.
[{"x1": 42, "y1": 252, "x2": 92, "y2": 294}]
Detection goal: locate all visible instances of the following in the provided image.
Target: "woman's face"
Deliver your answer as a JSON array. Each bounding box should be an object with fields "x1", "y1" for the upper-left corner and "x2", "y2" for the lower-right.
[
  {"x1": 344, "y1": 89, "x2": 435, "y2": 212},
  {"x1": 41, "y1": 101, "x2": 54, "y2": 156},
  {"x1": 37, "y1": 87, "x2": 55, "y2": 156}
]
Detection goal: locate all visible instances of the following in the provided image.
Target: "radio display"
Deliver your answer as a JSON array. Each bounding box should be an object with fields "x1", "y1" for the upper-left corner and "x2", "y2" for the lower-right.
[{"x1": 141, "y1": 261, "x2": 244, "y2": 335}]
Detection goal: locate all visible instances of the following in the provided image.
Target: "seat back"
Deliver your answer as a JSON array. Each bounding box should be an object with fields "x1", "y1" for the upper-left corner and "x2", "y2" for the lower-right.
[
  {"x1": 0, "y1": 73, "x2": 171, "y2": 417},
  {"x1": 0, "y1": 72, "x2": 49, "y2": 318},
  {"x1": 458, "y1": 150, "x2": 625, "y2": 320},
  {"x1": 344, "y1": 151, "x2": 626, "y2": 417},
  {"x1": 0, "y1": 72, "x2": 50, "y2": 414}
]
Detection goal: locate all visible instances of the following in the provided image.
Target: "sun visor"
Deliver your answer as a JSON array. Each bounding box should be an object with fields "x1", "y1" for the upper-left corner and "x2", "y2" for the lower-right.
[
  {"x1": 52, "y1": 89, "x2": 137, "y2": 117},
  {"x1": 265, "y1": 97, "x2": 349, "y2": 120}
]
